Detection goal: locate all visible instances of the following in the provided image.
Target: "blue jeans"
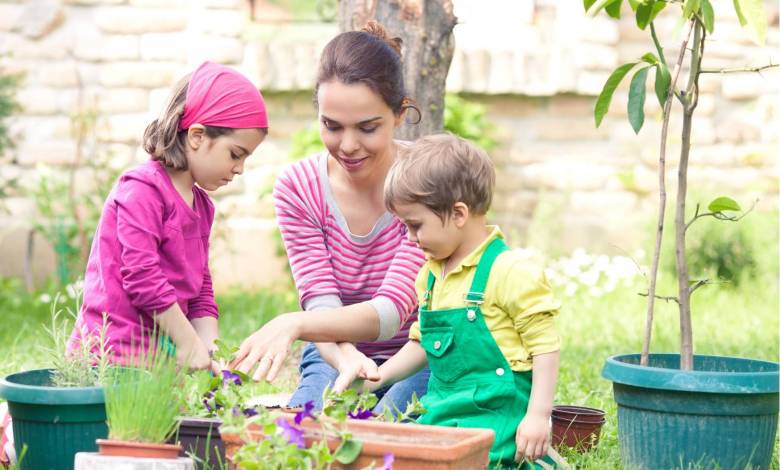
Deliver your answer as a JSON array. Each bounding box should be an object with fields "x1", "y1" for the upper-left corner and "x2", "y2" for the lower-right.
[{"x1": 288, "y1": 343, "x2": 430, "y2": 415}]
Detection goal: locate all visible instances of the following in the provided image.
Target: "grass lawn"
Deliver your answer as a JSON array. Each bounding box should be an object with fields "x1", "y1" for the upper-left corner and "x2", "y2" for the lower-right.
[{"x1": 1, "y1": 256, "x2": 777, "y2": 469}]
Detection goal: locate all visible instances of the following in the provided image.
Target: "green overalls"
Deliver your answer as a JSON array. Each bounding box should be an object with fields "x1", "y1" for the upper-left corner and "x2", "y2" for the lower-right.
[{"x1": 416, "y1": 238, "x2": 553, "y2": 470}]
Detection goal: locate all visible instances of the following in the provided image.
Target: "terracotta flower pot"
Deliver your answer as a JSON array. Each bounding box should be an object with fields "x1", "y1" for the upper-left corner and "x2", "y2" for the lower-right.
[
  {"x1": 96, "y1": 438, "x2": 182, "y2": 459},
  {"x1": 551, "y1": 405, "x2": 606, "y2": 452},
  {"x1": 223, "y1": 413, "x2": 494, "y2": 469}
]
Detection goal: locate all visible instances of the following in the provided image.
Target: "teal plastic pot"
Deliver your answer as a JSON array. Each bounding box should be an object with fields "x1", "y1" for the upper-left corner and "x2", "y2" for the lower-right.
[
  {"x1": 602, "y1": 354, "x2": 779, "y2": 470},
  {"x1": 0, "y1": 369, "x2": 108, "y2": 470}
]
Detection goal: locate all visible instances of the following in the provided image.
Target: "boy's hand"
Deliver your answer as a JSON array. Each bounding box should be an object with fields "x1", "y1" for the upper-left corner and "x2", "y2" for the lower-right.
[
  {"x1": 332, "y1": 344, "x2": 380, "y2": 393},
  {"x1": 515, "y1": 411, "x2": 551, "y2": 462}
]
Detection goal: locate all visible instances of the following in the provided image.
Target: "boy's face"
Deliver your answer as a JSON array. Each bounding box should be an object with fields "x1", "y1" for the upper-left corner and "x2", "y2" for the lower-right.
[
  {"x1": 393, "y1": 202, "x2": 462, "y2": 261},
  {"x1": 188, "y1": 127, "x2": 265, "y2": 191}
]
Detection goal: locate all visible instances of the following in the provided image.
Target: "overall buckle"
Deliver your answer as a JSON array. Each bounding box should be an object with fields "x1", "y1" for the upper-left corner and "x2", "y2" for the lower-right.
[{"x1": 463, "y1": 292, "x2": 484, "y2": 305}]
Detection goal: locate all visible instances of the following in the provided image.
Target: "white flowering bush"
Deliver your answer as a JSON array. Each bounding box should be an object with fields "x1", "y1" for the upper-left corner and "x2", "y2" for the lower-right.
[{"x1": 545, "y1": 249, "x2": 645, "y2": 298}]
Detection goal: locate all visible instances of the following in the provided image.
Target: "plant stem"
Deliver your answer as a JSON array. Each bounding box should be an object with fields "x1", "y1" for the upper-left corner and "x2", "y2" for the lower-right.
[
  {"x1": 676, "y1": 20, "x2": 705, "y2": 371},
  {"x1": 640, "y1": 19, "x2": 696, "y2": 367}
]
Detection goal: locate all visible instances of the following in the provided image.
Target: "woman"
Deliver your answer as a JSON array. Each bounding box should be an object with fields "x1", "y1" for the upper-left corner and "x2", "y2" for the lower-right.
[{"x1": 233, "y1": 21, "x2": 429, "y2": 412}]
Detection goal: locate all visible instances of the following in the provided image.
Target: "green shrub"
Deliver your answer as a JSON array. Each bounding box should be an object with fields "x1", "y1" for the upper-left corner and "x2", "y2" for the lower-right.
[{"x1": 443, "y1": 94, "x2": 497, "y2": 151}]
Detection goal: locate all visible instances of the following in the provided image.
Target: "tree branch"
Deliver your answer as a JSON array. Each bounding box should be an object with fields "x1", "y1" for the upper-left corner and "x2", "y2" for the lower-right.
[
  {"x1": 685, "y1": 198, "x2": 758, "y2": 231},
  {"x1": 639, "y1": 291, "x2": 680, "y2": 305},
  {"x1": 700, "y1": 63, "x2": 778, "y2": 74}
]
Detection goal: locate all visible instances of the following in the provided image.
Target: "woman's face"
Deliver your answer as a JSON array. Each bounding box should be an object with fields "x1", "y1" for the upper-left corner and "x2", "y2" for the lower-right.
[{"x1": 317, "y1": 80, "x2": 402, "y2": 176}]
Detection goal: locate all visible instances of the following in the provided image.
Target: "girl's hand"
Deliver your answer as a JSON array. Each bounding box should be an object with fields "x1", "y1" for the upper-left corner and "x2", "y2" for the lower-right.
[
  {"x1": 176, "y1": 337, "x2": 219, "y2": 373},
  {"x1": 515, "y1": 411, "x2": 552, "y2": 463},
  {"x1": 332, "y1": 344, "x2": 380, "y2": 393},
  {"x1": 231, "y1": 313, "x2": 302, "y2": 381}
]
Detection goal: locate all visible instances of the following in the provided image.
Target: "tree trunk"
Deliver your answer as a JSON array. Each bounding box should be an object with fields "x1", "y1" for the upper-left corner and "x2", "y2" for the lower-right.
[{"x1": 339, "y1": 0, "x2": 457, "y2": 140}]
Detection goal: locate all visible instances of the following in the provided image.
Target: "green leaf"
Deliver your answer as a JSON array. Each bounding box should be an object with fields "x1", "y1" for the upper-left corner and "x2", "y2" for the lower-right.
[
  {"x1": 654, "y1": 62, "x2": 671, "y2": 107},
  {"x1": 683, "y1": 0, "x2": 701, "y2": 19},
  {"x1": 637, "y1": 0, "x2": 667, "y2": 28},
  {"x1": 595, "y1": 62, "x2": 637, "y2": 127},
  {"x1": 701, "y1": 0, "x2": 715, "y2": 33},
  {"x1": 733, "y1": 0, "x2": 767, "y2": 45},
  {"x1": 334, "y1": 439, "x2": 363, "y2": 464},
  {"x1": 628, "y1": 67, "x2": 650, "y2": 133},
  {"x1": 605, "y1": 0, "x2": 624, "y2": 18},
  {"x1": 641, "y1": 52, "x2": 659, "y2": 65},
  {"x1": 627, "y1": 0, "x2": 640, "y2": 11},
  {"x1": 636, "y1": 2, "x2": 653, "y2": 29},
  {"x1": 587, "y1": 0, "x2": 621, "y2": 17},
  {"x1": 708, "y1": 197, "x2": 741, "y2": 213},
  {"x1": 584, "y1": 0, "x2": 598, "y2": 11}
]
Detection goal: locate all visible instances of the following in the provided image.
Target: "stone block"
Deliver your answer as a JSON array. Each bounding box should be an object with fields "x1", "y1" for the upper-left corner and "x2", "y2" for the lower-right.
[
  {"x1": 74, "y1": 453, "x2": 194, "y2": 470},
  {"x1": 0, "y1": 32, "x2": 71, "y2": 60},
  {"x1": 534, "y1": 118, "x2": 607, "y2": 141},
  {"x1": 520, "y1": 161, "x2": 613, "y2": 191},
  {"x1": 714, "y1": 116, "x2": 761, "y2": 144},
  {"x1": 74, "y1": 34, "x2": 139, "y2": 61},
  {"x1": 209, "y1": 218, "x2": 288, "y2": 290},
  {"x1": 197, "y1": 10, "x2": 244, "y2": 37},
  {"x1": 92, "y1": 88, "x2": 149, "y2": 113},
  {"x1": 13, "y1": 116, "x2": 73, "y2": 141},
  {"x1": 129, "y1": 0, "x2": 187, "y2": 6},
  {"x1": 25, "y1": 62, "x2": 81, "y2": 88},
  {"x1": 189, "y1": 36, "x2": 244, "y2": 64},
  {"x1": 16, "y1": 140, "x2": 78, "y2": 166},
  {"x1": 98, "y1": 62, "x2": 185, "y2": 88},
  {"x1": 95, "y1": 7, "x2": 188, "y2": 34},
  {"x1": 0, "y1": 225, "x2": 56, "y2": 289},
  {"x1": 140, "y1": 33, "x2": 188, "y2": 61},
  {"x1": 722, "y1": 73, "x2": 779, "y2": 99},
  {"x1": 574, "y1": 44, "x2": 618, "y2": 71},
  {"x1": 580, "y1": 16, "x2": 619, "y2": 45},
  {"x1": 64, "y1": 0, "x2": 124, "y2": 4},
  {"x1": 203, "y1": 0, "x2": 242, "y2": 7},
  {"x1": 96, "y1": 113, "x2": 149, "y2": 144},
  {"x1": 19, "y1": 0, "x2": 65, "y2": 39},
  {"x1": 0, "y1": 4, "x2": 23, "y2": 32},
  {"x1": 17, "y1": 88, "x2": 80, "y2": 115}
]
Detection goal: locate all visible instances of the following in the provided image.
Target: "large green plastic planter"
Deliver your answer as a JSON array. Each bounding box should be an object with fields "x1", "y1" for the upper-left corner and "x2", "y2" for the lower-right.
[
  {"x1": 0, "y1": 369, "x2": 108, "y2": 470},
  {"x1": 602, "y1": 354, "x2": 779, "y2": 470}
]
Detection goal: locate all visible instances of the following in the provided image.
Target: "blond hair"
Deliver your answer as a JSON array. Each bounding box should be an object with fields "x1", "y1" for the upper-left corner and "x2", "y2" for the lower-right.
[{"x1": 384, "y1": 133, "x2": 495, "y2": 220}]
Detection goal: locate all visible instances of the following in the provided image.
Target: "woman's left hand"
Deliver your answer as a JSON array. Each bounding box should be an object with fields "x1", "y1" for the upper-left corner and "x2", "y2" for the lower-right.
[{"x1": 231, "y1": 313, "x2": 302, "y2": 381}]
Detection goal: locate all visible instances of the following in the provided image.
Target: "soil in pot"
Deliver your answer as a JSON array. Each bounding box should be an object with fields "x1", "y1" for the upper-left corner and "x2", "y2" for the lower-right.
[
  {"x1": 96, "y1": 439, "x2": 182, "y2": 459},
  {"x1": 551, "y1": 405, "x2": 606, "y2": 452}
]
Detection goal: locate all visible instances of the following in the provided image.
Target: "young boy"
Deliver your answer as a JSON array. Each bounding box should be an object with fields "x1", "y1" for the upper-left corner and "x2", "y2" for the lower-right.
[{"x1": 368, "y1": 134, "x2": 561, "y2": 469}]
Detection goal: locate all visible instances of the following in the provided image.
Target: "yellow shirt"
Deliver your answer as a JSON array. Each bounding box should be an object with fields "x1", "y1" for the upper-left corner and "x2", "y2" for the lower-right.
[{"x1": 409, "y1": 226, "x2": 561, "y2": 372}]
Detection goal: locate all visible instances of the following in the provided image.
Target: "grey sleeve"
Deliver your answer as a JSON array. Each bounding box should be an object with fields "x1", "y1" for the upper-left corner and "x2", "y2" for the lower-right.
[
  {"x1": 303, "y1": 294, "x2": 343, "y2": 312},
  {"x1": 368, "y1": 296, "x2": 401, "y2": 341}
]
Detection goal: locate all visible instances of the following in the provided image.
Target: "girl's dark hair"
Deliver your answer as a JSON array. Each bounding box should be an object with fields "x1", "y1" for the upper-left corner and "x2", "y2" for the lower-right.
[
  {"x1": 142, "y1": 73, "x2": 234, "y2": 170},
  {"x1": 315, "y1": 20, "x2": 420, "y2": 121}
]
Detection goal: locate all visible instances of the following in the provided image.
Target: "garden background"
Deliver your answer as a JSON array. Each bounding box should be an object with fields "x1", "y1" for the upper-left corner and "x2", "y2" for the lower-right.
[{"x1": 0, "y1": 0, "x2": 777, "y2": 468}]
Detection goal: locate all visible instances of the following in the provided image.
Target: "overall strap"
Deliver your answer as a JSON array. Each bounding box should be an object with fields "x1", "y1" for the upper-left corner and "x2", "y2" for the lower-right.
[
  {"x1": 464, "y1": 238, "x2": 509, "y2": 304},
  {"x1": 423, "y1": 269, "x2": 436, "y2": 310}
]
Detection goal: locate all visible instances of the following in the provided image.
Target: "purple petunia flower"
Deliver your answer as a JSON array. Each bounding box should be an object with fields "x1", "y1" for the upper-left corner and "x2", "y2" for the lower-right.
[
  {"x1": 377, "y1": 453, "x2": 394, "y2": 470},
  {"x1": 276, "y1": 418, "x2": 306, "y2": 448},
  {"x1": 243, "y1": 407, "x2": 259, "y2": 417},
  {"x1": 348, "y1": 408, "x2": 374, "y2": 420},
  {"x1": 294, "y1": 400, "x2": 316, "y2": 425},
  {"x1": 221, "y1": 369, "x2": 242, "y2": 386}
]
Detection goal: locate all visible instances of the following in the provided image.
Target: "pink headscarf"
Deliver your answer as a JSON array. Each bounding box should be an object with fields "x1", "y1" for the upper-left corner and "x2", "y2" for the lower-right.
[{"x1": 178, "y1": 62, "x2": 269, "y2": 131}]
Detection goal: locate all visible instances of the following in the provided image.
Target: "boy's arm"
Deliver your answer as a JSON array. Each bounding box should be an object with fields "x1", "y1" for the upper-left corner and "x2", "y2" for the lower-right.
[
  {"x1": 366, "y1": 340, "x2": 428, "y2": 391},
  {"x1": 515, "y1": 350, "x2": 560, "y2": 462}
]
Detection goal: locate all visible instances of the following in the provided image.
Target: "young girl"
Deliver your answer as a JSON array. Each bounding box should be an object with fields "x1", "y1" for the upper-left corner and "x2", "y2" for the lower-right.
[{"x1": 71, "y1": 61, "x2": 268, "y2": 369}]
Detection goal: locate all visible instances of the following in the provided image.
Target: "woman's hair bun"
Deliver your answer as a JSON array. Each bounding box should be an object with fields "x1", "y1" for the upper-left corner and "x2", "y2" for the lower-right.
[{"x1": 361, "y1": 20, "x2": 403, "y2": 56}]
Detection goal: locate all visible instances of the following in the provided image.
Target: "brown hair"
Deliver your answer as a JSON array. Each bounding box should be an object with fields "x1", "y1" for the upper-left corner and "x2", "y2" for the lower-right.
[
  {"x1": 143, "y1": 73, "x2": 235, "y2": 170},
  {"x1": 315, "y1": 20, "x2": 419, "y2": 120},
  {"x1": 384, "y1": 134, "x2": 495, "y2": 221}
]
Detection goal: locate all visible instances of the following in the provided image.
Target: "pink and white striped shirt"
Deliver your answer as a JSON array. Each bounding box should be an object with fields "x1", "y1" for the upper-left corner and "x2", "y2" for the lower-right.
[{"x1": 273, "y1": 152, "x2": 426, "y2": 360}]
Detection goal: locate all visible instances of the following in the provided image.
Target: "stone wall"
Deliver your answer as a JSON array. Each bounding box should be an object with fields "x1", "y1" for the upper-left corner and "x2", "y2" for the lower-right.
[{"x1": 0, "y1": 0, "x2": 777, "y2": 289}]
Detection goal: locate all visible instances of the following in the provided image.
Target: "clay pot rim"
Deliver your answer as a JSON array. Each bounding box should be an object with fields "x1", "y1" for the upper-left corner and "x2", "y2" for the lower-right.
[{"x1": 97, "y1": 438, "x2": 182, "y2": 458}]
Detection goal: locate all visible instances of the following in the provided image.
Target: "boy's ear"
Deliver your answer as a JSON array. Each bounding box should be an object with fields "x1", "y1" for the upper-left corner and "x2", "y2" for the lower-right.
[
  {"x1": 186, "y1": 124, "x2": 206, "y2": 150},
  {"x1": 451, "y1": 202, "x2": 470, "y2": 228}
]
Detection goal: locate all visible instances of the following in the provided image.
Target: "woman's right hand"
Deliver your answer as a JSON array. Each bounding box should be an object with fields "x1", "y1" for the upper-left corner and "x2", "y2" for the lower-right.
[
  {"x1": 332, "y1": 343, "x2": 380, "y2": 393},
  {"x1": 231, "y1": 313, "x2": 302, "y2": 381}
]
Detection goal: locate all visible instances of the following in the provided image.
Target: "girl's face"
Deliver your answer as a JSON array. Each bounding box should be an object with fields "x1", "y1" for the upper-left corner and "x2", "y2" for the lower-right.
[
  {"x1": 317, "y1": 80, "x2": 402, "y2": 176},
  {"x1": 393, "y1": 202, "x2": 463, "y2": 261},
  {"x1": 187, "y1": 127, "x2": 266, "y2": 191}
]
